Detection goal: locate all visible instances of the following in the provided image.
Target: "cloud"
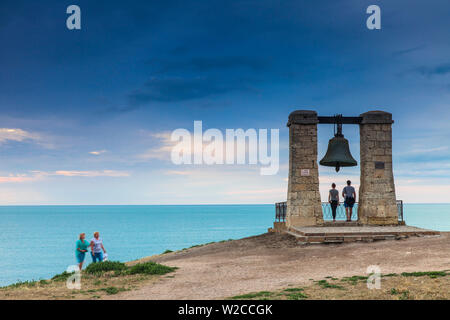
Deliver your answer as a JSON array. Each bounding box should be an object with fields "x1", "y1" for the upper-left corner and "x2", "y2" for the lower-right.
[
  {"x1": 0, "y1": 174, "x2": 41, "y2": 183},
  {"x1": 51, "y1": 170, "x2": 129, "y2": 177},
  {"x1": 392, "y1": 45, "x2": 426, "y2": 56},
  {"x1": 0, "y1": 128, "x2": 41, "y2": 144},
  {"x1": 407, "y1": 146, "x2": 449, "y2": 154},
  {"x1": 109, "y1": 56, "x2": 271, "y2": 112},
  {"x1": 89, "y1": 150, "x2": 107, "y2": 156},
  {"x1": 412, "y1": 63, "x2": 450, "y2": 77},
  {"x1": 224, "y1": 188, "x2": 285, "y2": 195},
  {"x1": 138, "y1": 132, "x2": 175, "y2": 161},
  {"x1": 165, "y1": 170, "x2": 194, "y2": 176},
  {"x1": 0, "y1": 170, "x2": 130, "y2": 183},
  {"x1": 128, "y1": 76, "x2": 257, "y2": 107}
]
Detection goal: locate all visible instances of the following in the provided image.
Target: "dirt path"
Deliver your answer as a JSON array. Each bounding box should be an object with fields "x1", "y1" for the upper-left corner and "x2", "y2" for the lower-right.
[{"x1": 110, "y1": 232, "x2": 450, "y2": 300}]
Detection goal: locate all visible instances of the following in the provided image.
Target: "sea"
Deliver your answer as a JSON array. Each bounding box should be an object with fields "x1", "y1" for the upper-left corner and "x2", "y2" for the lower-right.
[{"x1": 0, "y1": 204, "x2": 449, "y2": 287}]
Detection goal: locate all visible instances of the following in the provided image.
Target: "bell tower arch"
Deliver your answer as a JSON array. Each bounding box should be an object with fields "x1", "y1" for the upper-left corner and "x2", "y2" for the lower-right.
[{"x1": 286, "y1": 109, "x2": 398, "y2": 227}]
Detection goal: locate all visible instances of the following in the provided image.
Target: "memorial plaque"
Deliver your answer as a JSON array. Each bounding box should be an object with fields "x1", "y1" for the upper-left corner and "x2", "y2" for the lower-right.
[
  {"x1": 375, "y1": 161, "x2": 385, "y2": 169},
  {"x1": 301, "y1": 169, "x2": 310, "y2": 176}
]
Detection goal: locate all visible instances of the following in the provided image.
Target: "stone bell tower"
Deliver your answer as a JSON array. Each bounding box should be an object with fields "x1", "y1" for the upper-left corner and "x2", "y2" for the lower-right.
[
  {"x1": 286, "y1": 109, "x2": 398, "y2": 228},
  {"x1": 358, "y1": 111, "x2": 398, "y2": 225},
  {"x1": 286, "y1": 111, "x2": 323, "y2": 227}
]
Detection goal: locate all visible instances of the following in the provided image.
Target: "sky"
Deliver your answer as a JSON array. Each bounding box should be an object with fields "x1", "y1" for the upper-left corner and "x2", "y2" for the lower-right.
[{"x1": 0, "y1": 0, "x2": 449, "y2": 204}]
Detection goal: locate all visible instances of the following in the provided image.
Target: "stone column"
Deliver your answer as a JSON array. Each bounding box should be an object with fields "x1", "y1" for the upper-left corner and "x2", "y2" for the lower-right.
[
  {"x1": 286, "y1": 110, "x2": 323, "y2": 228},
  {"x1": 358, "y1": 111, "x2": 398, "y2": 225}
]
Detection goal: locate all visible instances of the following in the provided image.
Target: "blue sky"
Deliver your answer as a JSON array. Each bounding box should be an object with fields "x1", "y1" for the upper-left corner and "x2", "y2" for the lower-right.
[{"x1": 0, "y1": 0, "x2": 449, "y2": 204}]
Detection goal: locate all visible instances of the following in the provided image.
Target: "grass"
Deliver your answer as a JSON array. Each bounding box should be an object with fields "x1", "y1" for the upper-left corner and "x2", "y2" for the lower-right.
[
  {"x1": 286, "y1": 292, "x2": 308, "y2": 300},
  {"x1": 341, "y1": 275, "x2": 369, "y2": 285},
  {"x1": 316, "y1": 280, "x2": 344, "y2": 290},
  {"x1": 231, "y1": 291, "x2": 274, "y2": 299},
  {"x1": 181, "y1": 239, "x2": 233, "y2": 251},
  {"x1": 283, "y1": 287, "x2": 304, "y2": 293},
  {"x1": 85, "y1": 261, "x2": 127, "y2": 275},
  {"x1": 400, "y1": 271, "x2": 447, "y2": 278},
  {"x1": 128, "y1": 261, "x2": 177, "y2": 275},
  {"x1": 228, "y1": 270, "x2": 450, "y2": 300},
  {"x1": 51, "y1": 272, "x2": 73, "y2": 282},
  {"x1": 101, "y1": 287, "x2": 119, "y2": 295},
  {"x1": 0, "y1": 260, "x2": 177, "y2": 300}
]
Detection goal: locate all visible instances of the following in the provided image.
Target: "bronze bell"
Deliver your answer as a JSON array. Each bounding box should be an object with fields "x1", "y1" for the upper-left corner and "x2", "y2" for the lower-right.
[{"x1": 319, "y1": 119, "x2": 357, "y2": 172}]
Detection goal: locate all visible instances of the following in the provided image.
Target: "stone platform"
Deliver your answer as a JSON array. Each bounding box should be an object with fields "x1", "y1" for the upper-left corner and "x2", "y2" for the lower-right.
[{"x1": 284, "y1": 224, "x2": 440, "y2": 244}]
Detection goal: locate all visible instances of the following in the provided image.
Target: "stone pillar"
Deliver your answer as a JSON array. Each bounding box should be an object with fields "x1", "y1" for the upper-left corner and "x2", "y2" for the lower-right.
[
  {"x1": 358, "y1": 111, "x2": 398, "y2": 225},
  {"x1": 286, "y1": 110, "x2": 323, "y2": 228}
]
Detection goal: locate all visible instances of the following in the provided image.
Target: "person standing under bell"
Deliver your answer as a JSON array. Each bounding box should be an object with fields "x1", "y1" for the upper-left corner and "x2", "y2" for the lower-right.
[
  {"x1": 328, "y1": 183, "x2": 339, "y2": 222},
  {"x1": 342, "y1": 180, "x2": 356, "y2": 222}
]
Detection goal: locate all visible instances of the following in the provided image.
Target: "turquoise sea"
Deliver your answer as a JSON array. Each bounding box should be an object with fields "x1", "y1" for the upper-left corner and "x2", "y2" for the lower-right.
[{"x1": 0, "y1": 204, "x2": 449, "y2": 287}]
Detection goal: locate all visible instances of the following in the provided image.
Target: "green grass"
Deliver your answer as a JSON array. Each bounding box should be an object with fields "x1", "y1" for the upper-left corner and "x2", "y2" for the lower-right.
[
  {"x1": 390, "y1": 288, "x2": 410, "y2": 300},
  {"x1": 102, "y1": 287, "x2": 119, "y2": 295},
  {"x1": 128, "y1": 261, "x2": 177, "y2": 275},
  {"x1": 85, "y1": 261, "x2": 127, "y2": 275},
  {"x1": 286, "y1": 292, "x2": 308, "y2": 300},
  {"x1": 316, "y1": 280, "x2": 344, "y2": 290},
  {"x1": 399, "y1": 291, "x2": 410, "y2": 300},
  {"x1": 2, "y1": 280, "x2": 38, "y2": 289},
  {"x1": 283, "y1": 288, "x2": 304, "y2": 293},
  {"x1": 51, "y1": 271, "x2": 72, "y2": 282},
  {"x1": 382, "y1": 273, "x2": 398, "y2": 277},
  {"x1": 341, "y1": 275, "x2": 369, "y2": 285},
  {"x1": 231, "y1": 291, "x2": 274, "y2": 299},
  {"x1": 400, "y1": 271, "x2": 447, "y2": 278}
]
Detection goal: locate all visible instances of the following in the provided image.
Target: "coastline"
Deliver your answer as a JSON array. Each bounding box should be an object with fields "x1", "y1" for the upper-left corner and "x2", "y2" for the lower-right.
[{"x1": 1, "y1": 231, "x2": 449, "y2": 300}]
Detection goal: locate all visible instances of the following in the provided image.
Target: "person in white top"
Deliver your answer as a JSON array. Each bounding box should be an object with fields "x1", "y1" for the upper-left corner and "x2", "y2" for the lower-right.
[{"x1": 90, "y1": 231, "x2": 107, "y2": 263}]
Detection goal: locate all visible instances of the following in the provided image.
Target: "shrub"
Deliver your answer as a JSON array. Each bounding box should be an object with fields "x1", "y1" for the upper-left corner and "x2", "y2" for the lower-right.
[
  {"x1": 128, "y1": 262, "x2": 177, "y2": 275},
  {"x1": 52, "y1": 271, "x2": 72, "y2": 282},
  {"x1": 85, "y1": 261, "x2": 127, "y2": 275},
  {"x1": 162, "y1": 249, "x2": 173, "y2": 254},
  {"x1": 102, "y1": 287, "x2": 119, "y2": 295}
]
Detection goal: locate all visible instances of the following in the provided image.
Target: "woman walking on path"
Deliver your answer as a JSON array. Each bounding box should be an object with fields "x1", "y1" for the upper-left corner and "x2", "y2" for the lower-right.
[
  {"x1": 90, "y1": 231, "x2": 107, "y2": 263},
  {"x1": 328, "y1": 183, "x2": 339, "y2": 222},
  {"x1": 75, "y1": 233, "x2": 90, "y2": 270}
]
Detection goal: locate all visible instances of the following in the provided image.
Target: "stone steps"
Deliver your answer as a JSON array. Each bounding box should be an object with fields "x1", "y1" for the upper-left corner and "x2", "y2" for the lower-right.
[
  {"x1": 284, "y1": 225, "x2": 438, "y2": 244},
  {"x1": 286, "y1": 232, "x2": 401, "y2": 244},
  {"x1": 289, "y1": 226, "x2": 438, "y2": 237},
  {"x1": 320, "y1": 221, "x2": 360, "y2": 227}
]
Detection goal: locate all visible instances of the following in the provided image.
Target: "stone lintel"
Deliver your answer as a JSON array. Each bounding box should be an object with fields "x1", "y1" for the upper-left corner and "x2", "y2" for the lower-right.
[
  {"x1": 360, "y1": 111, "x2": 394, "y2": 124},
  {"x1": 287, "y1": 110, "x2": 319, "y2": 127}
]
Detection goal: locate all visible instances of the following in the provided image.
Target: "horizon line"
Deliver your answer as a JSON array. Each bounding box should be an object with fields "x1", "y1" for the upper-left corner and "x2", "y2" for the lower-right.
[{"x1": 0, "y1": 203, "x2": 449, "y2": 207}]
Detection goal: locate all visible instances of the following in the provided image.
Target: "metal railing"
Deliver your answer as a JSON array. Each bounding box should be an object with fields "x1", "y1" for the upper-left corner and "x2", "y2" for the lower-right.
[
  {"x1": 275, "y1": 200, "x2": 404, "y2": 222},
  {"x1": 275, "y1": 202, "x2": 287, "y2": 222}
]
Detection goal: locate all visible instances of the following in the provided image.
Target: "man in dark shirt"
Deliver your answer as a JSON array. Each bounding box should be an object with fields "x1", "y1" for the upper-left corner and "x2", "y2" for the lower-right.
[{"x1": 342, "y1": 180, "x2": 356, "y2": 222}]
